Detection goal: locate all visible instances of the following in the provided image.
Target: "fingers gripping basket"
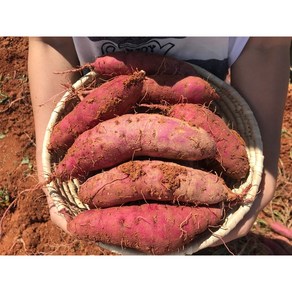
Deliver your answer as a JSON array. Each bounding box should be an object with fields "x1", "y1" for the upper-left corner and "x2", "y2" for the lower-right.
[{"x1": 42, "y1": 64, "x2": 264, "y2": 255}]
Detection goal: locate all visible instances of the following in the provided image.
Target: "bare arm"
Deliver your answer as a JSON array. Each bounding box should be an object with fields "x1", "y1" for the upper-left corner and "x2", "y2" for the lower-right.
[
  {"x1": 213, "y1": 37, "x2": 291, "y2": 245},
  {"x1": 28, "y1": 37, "x2": 80, "y2": 231}
]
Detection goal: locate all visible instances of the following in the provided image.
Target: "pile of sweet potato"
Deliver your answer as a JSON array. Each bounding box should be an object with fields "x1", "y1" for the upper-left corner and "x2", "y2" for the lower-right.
[{"x1": 49, "y1": 51, "x2": 250, "y2": 255}]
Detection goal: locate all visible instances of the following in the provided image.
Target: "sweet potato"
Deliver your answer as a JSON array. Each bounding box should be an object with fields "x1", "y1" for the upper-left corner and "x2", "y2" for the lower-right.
[
  {"x1": 78, "y1": 160, "x2": 238, "y2": 208},
  {"x1": 143, "y1": 103, "x2": 249, "y2": 180},
  {"x1": 267, "y1": 219, "x2": 292, "y2": 240},
  {"x1": 48, "y1": 71, "x2": 146, "y2": 153},
  {"x1": 67, "y1": 203, "x2": 223, "y2": 255},
  {"x1": 167, "y1": 103, "x2": 249, "y2": 180},
  {"x1": 54, "y1": 113, "x2": 216, "y2": 181},
  {"x1": 87, "y1": 51, "x2": 198, "y2": 78},
  {"x1": 141, "y1": 75, "x2": 220, "y2": 105}
]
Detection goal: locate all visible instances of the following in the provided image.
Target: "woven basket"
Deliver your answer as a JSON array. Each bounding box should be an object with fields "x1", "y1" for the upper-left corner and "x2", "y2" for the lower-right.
[{"x1": 42, "y1": 64, "x2": 264, "y2": 255}]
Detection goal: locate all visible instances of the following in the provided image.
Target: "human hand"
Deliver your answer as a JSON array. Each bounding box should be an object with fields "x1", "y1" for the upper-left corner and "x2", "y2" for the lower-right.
[{"x1": 210, "y1": 169, "x2": 277, "y2": 247}]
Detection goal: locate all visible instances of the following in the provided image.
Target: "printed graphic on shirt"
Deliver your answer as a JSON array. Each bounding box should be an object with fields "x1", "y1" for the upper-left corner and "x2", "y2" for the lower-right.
[{"x1": 88, "y1": 37, "x2": 185, "y2": 55}]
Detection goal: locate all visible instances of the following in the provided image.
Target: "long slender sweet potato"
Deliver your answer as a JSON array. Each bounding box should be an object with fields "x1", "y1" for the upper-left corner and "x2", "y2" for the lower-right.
[
  {"x1": 54, "y1": 113, "x2": 216, "y2": 181},
  {"x1": 166, "y1": 103, "x2": 249, "y2": 180},
  {"x1": 78, "y1": 160, "x2": 238, "y2": 208},
  {"x1": 86, "y1": 51, "x2": 198, "y2": 78},
  {"x1": 48, "y1": 71, "x2": 146, "y2": 153},
  {"x1": 67, "y1": 203, "x2": 223, "y2": 255},
  {"x1": 141, "y1": 75, "x2": 220, "y2": 105}
]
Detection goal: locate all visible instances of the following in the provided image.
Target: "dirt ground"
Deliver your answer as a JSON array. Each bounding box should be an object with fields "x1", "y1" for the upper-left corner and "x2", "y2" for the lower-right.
[{"x1": 0, "y1": 37, "x2": 291, "y2": 255}]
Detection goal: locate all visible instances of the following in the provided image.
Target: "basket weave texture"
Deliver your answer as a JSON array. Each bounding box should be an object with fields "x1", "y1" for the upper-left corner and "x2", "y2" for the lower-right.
[{"x1": 42, "y1": 64, "x2": 264, "y2": 255}]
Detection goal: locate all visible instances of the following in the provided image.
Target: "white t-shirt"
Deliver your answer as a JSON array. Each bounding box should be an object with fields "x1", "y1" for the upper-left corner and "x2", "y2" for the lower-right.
[{"x1": 72, "y1": 37, "x2": 249, "y2": 80}]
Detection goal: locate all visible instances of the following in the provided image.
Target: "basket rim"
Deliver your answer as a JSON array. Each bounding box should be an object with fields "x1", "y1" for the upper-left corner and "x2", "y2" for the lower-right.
[{"x1": 42, "y1": 65, "x2": 264, "y2": 255}]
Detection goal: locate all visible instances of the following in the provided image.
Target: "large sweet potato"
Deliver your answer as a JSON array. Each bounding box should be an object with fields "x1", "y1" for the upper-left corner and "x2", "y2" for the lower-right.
[
  {"x1": 54, "y1": 113, "x2": 216, "y2": 181},
  {"x1": 48, "y1": 71, "x2": 145, "y2": 153},
  {"x1": 78, "y1": 160, "x2": 238, "y2": 208},
  {"x1": 67, "y1": 203, "x2": 223, "y2": 255}
]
